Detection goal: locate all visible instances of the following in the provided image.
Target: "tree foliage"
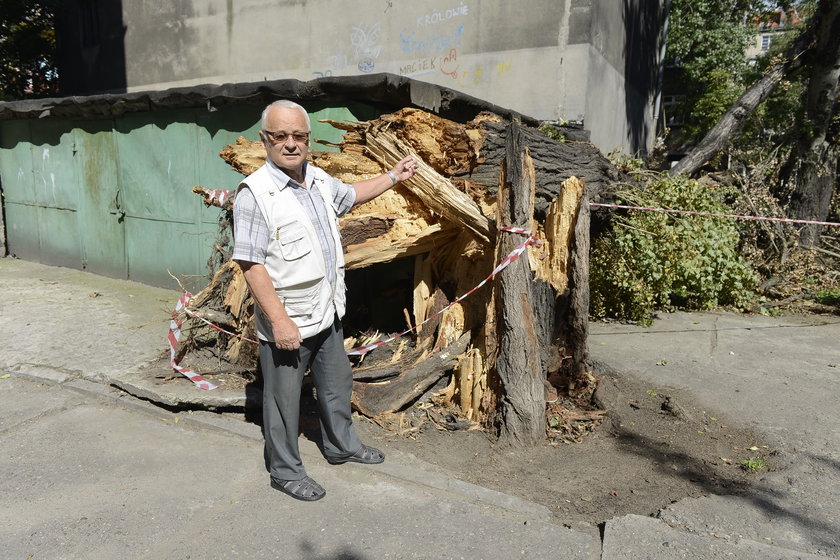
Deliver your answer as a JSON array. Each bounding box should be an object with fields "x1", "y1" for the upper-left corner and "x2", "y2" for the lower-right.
[
  {"x1": 665, "y1": 0, "x2": 802, "y2": 144},
  {"x1": 0, "y1": 0, "x2": 59, "y2": 100},
  {"x1": 591, "y1": 174, "x2": 756, "y2": 324},
  {"x1": 666, "y1": 0, "x2": 768, "y2": 84}
]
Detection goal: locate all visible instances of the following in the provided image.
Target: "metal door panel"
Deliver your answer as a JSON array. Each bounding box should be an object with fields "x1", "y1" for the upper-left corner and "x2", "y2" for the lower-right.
[
  {"x1": 28, "y1": 120, "x2": 79, "y2": 211},
  {"x1": 73, "y1": 121, "x2": 127, "y2": 279},
  {"x1": 124, "y1": 216, "x2": 204, "y2": 290},
  {"x1": 114, "y1": 111, "x2": 199, "y2": 223}
]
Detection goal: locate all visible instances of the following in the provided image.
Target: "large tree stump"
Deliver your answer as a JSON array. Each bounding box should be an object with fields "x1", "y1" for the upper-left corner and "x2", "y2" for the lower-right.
[
  {"x1": 467, "y1": 119, "x2": 620, "y2": 219},
  {"x1": 493, "y1": 121, "x2": 546, "y2": 446}
]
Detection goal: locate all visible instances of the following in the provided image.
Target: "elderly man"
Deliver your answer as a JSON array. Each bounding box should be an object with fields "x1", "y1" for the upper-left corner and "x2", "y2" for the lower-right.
[{"x1": 232, "y1": 100, "x2": 418, "y2": 501}]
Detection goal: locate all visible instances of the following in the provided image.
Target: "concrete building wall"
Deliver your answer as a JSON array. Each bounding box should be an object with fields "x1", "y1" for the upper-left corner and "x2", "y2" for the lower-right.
[{"x1": 58, "y1": 0, "x2": 666, "y2": 155}]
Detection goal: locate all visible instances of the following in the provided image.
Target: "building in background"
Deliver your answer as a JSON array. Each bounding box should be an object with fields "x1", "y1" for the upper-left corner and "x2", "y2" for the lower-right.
[
  {"x1": 56, "y1": 0, "x2": 668, "y2": 156},
  {"x1": 745, "y1": 8, "x2": 802, "y2": 59}
]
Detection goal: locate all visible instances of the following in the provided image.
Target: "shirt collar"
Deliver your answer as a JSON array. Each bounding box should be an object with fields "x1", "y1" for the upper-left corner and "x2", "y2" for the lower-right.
[{"x1": 265, "y1": 158, "x2": 312, "y2": 190}]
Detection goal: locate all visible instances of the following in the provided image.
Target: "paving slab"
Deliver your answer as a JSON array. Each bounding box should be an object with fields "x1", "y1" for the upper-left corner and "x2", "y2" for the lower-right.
[
  {"x1": 0, "y1": 374, "x2": 86, "y2": 431},
  {"x1": 602, "y1": 514, "x2": 826, "y2": 560},
  {"x1": 0, "y1": 258, "x2": 178, "y2": 383},
  {"x1": 659, "y1": 466, "x2": 840, "y2": 557},
  {"x1": 113, "y1": 368, "x2": 255, "y2": 408}
]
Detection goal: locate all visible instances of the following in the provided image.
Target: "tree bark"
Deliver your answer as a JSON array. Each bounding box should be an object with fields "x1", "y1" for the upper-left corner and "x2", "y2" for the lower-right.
[
  {"x1": 470, "y1": 120, "x2": 621, "y2": 219},
  {"x1": 568, "y1": 191, "x2": 592, "y2": 376},
  {"x1": 783, "y1": 0, "x2": 840, "y2": 247},
  {"x1": 494, "y1": 121, "x2": 545, "y2": 446},
  {"x1": 669, "y1": 16, "x2": 817, "y2": 177}
]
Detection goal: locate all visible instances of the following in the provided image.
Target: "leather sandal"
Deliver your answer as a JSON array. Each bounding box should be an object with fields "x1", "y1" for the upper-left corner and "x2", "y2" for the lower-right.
[
  {"x1": 270, "y1": 475, "x2": 326, "y2": 501},
  {"x1": 327, "y1": 444, "x2": 385, "y2": 465}
]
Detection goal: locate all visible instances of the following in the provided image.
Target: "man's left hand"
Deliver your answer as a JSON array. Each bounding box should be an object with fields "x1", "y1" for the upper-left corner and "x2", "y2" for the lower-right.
[{"x1": 391, "y1": 155, "x2": 419, "y2": 183}]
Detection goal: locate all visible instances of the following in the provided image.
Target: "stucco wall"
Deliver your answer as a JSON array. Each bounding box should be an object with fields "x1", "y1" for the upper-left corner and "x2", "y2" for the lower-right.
[{"x1": 59, "y1": 0, "x2": 665, "y2": 154}]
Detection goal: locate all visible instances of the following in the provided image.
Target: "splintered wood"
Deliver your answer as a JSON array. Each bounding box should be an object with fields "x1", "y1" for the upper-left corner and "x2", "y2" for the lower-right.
[
  {"x1": 193, "y1": 106, "x2": 605, "y2": 439},
  {"x1": 536, "y1": 177, "x2": 585, "y2": 294}
]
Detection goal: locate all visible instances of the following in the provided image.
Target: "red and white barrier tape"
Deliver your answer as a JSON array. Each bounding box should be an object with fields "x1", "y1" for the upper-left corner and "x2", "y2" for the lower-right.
[
  {"x1": 183, "y1": 308, "x2": 259, "y2": 345},
  {"x1": 169, "y1": 292, "x2": 218, "y2": 390},
  {"x1": 204, "y1": 189, "x2": 230, "y2": 207},
  {"x1": 203, "y1": 188, "x2": 839, "y2": 228},
  {"x1": 589, "y1": 202, "x2": 840, "y2": 228}
]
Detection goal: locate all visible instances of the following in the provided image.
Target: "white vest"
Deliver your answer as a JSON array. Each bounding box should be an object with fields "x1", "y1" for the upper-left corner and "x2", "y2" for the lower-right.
[{"x1": 239, "y1": 164, "x2": 347, "y2": 341}]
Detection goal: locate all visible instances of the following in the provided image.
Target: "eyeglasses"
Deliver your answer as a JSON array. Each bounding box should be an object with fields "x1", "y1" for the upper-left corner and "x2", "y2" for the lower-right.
[{"x1": 262, "y1": 130, "x2": 310, "y2": 144}]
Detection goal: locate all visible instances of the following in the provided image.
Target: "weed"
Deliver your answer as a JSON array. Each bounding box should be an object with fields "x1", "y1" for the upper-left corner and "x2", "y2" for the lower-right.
[
  {"x1": 538, "y1": 122, "x2": 567, "y2": 143},
  {"x1": 740, "y1": 457, "x2": 766, "y2": 473},
  {"x1": 814, "y1": 288, "x2": 840, "y2": 306}
]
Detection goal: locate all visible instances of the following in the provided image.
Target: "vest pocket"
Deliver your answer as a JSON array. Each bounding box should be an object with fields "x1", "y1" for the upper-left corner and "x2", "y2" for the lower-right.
[
  {"x1": 275, "y1": 222, "x2": 312, "y2": 261},
  {"x1": 280, "y1": 284, "x2": 322, "y2": 325}
]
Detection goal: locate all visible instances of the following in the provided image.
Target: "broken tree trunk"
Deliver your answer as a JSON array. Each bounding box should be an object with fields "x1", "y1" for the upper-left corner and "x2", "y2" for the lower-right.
[
  {"x1": 351, "y1": 333, "x2": 470, "y2": 417},
  {"x1": 493, "y1": 121, "x2": 546, "y2": 446},
  {"x1": 468, "y1": 118, "x2": 620, "y2": 219},
  {"x1": 567, "y1": 183, "x2": 592, "y2": 377},
  {"x1": 364, "y1": 130, "x2": 494, "y2": 244},
  {"x1": 669, "y1": 14, "x2": 817, "y2": 177},
  {"x1": 187, "y1": 106, "x2": 609, "y2": 439}
]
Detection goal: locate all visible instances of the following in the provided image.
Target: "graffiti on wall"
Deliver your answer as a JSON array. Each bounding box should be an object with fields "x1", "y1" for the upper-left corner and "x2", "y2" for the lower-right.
[
  {"x1": 315, "y1": 22, "x2": 383, "y2": 76},
  {"x1": 314, "y1": 2, "x2": 512, "y2": 88},
  {"x1": 400, "y1": 47, "x2": 513, "y2": 88},
  {"x1": 351, "y1": 22, "x2": 383, "y2": 73},
  {"x1": 396, "y1": 2, "x2": 511, "y2": 88},
  {"x1": 399, "y1": 24, "x2": 464, "y2": 54},
  {"x1": 416, "y1": 3, "x2": 469, "y2": 27}
]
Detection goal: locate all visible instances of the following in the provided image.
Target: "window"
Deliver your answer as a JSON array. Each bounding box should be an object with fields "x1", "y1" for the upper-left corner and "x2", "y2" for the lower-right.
[{"x1": 761, "y1": 35, "x2": 772, "y2": 51}]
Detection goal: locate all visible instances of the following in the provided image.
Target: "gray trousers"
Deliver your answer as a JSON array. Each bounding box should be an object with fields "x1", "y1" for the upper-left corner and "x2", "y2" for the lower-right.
[{"x1": 259, "y1": 319, "x2": 362, "y2": 481}]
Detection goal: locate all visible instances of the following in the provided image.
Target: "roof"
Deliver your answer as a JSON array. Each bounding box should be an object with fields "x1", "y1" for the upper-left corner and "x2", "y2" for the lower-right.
[{"x1": 0, "y1": 73, "x2": 539, "y2": 126}]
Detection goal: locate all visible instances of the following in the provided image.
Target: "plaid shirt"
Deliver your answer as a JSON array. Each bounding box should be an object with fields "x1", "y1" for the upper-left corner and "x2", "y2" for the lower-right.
[{"x1": 232, "y1": 160, "x2": 355, "y2": 288}]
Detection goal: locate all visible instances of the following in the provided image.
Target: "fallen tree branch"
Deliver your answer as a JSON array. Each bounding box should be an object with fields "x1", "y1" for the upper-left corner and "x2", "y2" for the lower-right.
[
  {"x1": 365, "y1": 131, "x2": 494, "y2": 244},
  {"x1": 669, "y1": 19, "x2": 816, "y2": 177},
  {"x1": 351, "y1": 332, "x2": 470, "y2": 417},
  {"x1": 809, "y1": 245, "x2": 840, "y2": 259}
]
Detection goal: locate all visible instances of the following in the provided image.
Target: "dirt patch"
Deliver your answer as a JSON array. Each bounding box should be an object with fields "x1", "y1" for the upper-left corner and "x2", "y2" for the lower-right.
[{"x1": 352, "y1": 367, "x2": 772, "y2": 529}]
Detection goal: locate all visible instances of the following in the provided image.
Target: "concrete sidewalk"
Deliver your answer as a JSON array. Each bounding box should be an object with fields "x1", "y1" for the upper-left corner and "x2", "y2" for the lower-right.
[
  {"x1": 591, "y1": 312, "x2": 840, "y2": 558},
  {"x1": 2, "y1": 257, "x2": 839, "y2": 559}
]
